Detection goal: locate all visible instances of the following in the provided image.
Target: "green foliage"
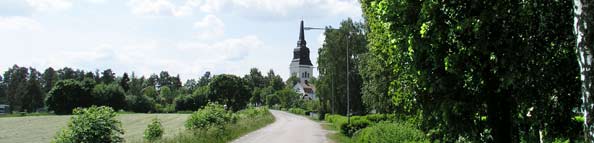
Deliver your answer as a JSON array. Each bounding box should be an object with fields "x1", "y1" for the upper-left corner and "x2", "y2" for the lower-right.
[
  {"x1": 208, "y1": 74, "x2": 251, "y2": 111},
  {"x1": 144, "y1": 117, "x2": 164, "y2": 142},
  {"x1": 161, "y1": 107, "x2": 274, "y2": 143},
  {"x1": 92, "y1": 83, "x2": 126, "y2": 110},
  {"x1": 340, "y1": 118, "x2": 371, "y2": 137},
  {"x1": 275, "y1": 88, "x2": 303, "y2": 109},
  {"x1": 125, "y1": 94, "x2": 155, "y2": 113},
  {"x1": 288, "y1": 108, "x2": 307, "y2": 115},
  {"x1": 159, "y1": 86, "x2": 174, "y2": 104},
  {"x1": 51, "y1": 106, "x2": 124, "y2": 143},
  {"x1": 353, "y1": 122, "x2": 429, "y2": 143},
  {"x1": 185, "y1": 103, "x2": 233, "y2": 131},
  {"x1": 360, "y1": 0, "x2": 581, "y2": 142},
  {"x1": 45, "y1": 79, "x2": 93, "y2": 114},
  {"x1": 174, "y1": 86, "x2": 208, "y2": 111},
  {"x1": 316, "y1": 18, "x2": 367, "y2": 116}
]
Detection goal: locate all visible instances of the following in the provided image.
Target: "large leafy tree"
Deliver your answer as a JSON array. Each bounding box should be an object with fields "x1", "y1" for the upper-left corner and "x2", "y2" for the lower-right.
[
  {"x1": 244, "y1": 68, "x2": 266, "y2": 90},
  {"x1": 208, "y1": 74, "x2": 250, "y2": 111},
  {"x1": 265, "y1": 70, "x2": 285, "y2": 91},
  {"x1": 42, "y1": 67, "x2": 58, "y2": 93},
  {"x1": 317, "y1": 18, "x2": 367, "y2": 115},
  {"x1": 119, "y1": 73, "x2": 130, "y2": 92},
  {"x1": 57, "y1": 67, "x2": 76, "y2": 80},
  {"x1": 361, "y1": 0, "x2": 580, "y2": 142},
  {"x1": 0, "y1": 75, "x2": 5, "y2": 103},
  {"x1": 3, "y1": 65, "x2": 29, "y2": 112},
  {"x1": 46, "y1": 79, "x2": 94, "y2": 114},
  {"x1": 100, "y1": 69, "x2": 116, "y2": 84},
  {"x1": 26, "y1": 68, "x2": 44, "y2": 112},
  {"x1": 92, "y1": 83, "x2": 126, "y2": 110}
]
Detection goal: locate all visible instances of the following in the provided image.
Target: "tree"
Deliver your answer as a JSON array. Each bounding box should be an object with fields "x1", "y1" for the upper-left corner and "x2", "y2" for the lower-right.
[
  {"x1": 57, "y1": 67, "x2": 76, "y2": 80},
  {"x1": 26, "y1": 68, "x2": 44, "y2": 112},
  {"x1": 361, "y1": 0, "x2": 580, "y2": 142},
  {"x1": 42, "y1": 67, "x2": 58, "y2": 93},
  {"x1": 92, "y1": 83, "x2": 126, "y2": 110},
  {"x1": 197, "y1": 71, "x2": 211, "y2": 87},
  {"x1": 208, "y1": 74, "x2": 250, "y2": 111},
  {"x1": 275, "y1": 88, "x2": 302, "y2": 109},
  {"x1": 46, "y1": 79, "x2": 93, "y2": 114},
  {"x1": 244, "y1": 68, "x2": 266, "y2": 90},
  {"x1": 316, "y1": 19, "x2": 367, "y2": 115},
  {"x1": 159, "y1": 86, "x2": 175, "y2": 104},
  {"x1": 119, "y1": 73, "x2": 130, "y2": 92},
  {"x1": 100, "y1": 69, "x2": 116, "y2": 84},
  {"x1": 127, "y1": 73, "x2": 145, "y2": 96},
  {"x1": 184, "y1": 79, "x2": 197, "y2": 92},
  {"x1": 285, "y1": 76, "x2": 300, "y2": 89},
  {"x1": 158, "y1": 71, "x2": 171, "y2": 88},
  {"x1": 358, "y1": 53, "x2": 394, "y2": 113},
  {"x1": 575, "y1": 0, "x2": 594, "y2": 141},
  {"x1": 3, "y1": 65, "x2": 29, "y2": 112},
  {"x1": 175, "y1": 86, "x2": 208, "y2": 111},
  {"x1": 0, "y1": 75, "x2": 5, "y2": 103},
  {"x1": 265, "y1": 70, "x2": 285, "y2": 91}
]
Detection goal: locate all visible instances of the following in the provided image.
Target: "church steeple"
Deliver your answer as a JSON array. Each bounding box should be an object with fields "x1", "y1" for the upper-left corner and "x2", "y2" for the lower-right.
[
  {"x1": 297, "y1": 20, "x2": 306, "y2": 47},
  {"x1": 292, "y1": 20, "x2": 313, "y2": 66}
]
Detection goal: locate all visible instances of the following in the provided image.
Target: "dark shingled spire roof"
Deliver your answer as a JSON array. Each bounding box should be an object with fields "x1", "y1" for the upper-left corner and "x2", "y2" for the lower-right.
[{"x1": 292, "y1": 20, "x2": 313, "y2": 66}]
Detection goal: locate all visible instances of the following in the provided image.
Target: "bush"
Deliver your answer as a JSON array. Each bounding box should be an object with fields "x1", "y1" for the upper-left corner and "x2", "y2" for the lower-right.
[
  {"x1": 288, "y1": 108, "x2": 307, "y2": 115},
  {"x1": 52, "y1": 106, "x2": 124, "y2": 143},
  {"x1": 126, "y1": 94, "x2": 155, "y2": 113},
  {"x1": 340, "y1": 118, "x2": 371, "y2": 137},
  {"x1": 353, "y1": 122, "x2": 429, "y2": 143},
  {"x1": 175, "y1": 87, "x2": 208, "y2": 111},
  {"x1": 144, "y1": 117, "x2": 164, "y2": 142},
  {"x1": 92, "y1": 83, "x2": 126, "y2": 110},
  {"x1": 185, "y1": 103, "x2": 233, "y2": 131},
  {"x1": 46, "y1": 80, "x2": 93, "y2": 114},
  {"x1": 364, "y1": 114, "x2": 395, "y2": 123}
]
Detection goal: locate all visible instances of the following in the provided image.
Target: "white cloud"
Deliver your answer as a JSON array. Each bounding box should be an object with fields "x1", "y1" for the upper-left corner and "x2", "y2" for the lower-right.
[
  {"x1": 25, "y1": 0, "x2": 72, "y2": 12},
  {"x1": 127, "y1": 0, "x2": 361, "y2": 19},
  {"x1": 226, "y1": 0, "x2": 361, "y2": 19},
  {"x1": 0, "y1": 16, "x2": 41, "y2": 31},
  {"x1": 199, "y1": 0, "x2": 225, "y2": 13},
  {"x1": 193, "y1": 14, "x2": 224, "y2": 39},
  {"x1": 128, "y1": 0, "x2": 175, "y2": 15},
  {"x1": 39, "y1": 35, "x2": 262, "y2": 81},
  {"x1": 128, "y1": 0, "x2": 202, "y2": 16}
]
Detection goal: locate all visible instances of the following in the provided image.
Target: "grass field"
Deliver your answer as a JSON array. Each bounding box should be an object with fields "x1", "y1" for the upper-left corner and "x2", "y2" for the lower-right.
[{"x1": 0, "y1": 113, "x2": 189, "y2": 143}]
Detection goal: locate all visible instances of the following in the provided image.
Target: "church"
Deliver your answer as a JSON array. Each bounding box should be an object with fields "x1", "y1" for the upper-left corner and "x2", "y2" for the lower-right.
[{"x1": 290, "y1": 20, "x2": 316, "y2": 99}]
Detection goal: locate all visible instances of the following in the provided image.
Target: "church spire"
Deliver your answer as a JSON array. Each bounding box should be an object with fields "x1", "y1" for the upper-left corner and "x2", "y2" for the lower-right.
[{"x1": 297, "y1": 20, "x2": 306, "y2": 47}]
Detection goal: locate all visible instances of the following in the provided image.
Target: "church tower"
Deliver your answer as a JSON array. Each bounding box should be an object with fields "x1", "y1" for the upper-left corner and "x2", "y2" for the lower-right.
[{"x1": 289, "y1": 20, "x2": 314, "y2": 84}]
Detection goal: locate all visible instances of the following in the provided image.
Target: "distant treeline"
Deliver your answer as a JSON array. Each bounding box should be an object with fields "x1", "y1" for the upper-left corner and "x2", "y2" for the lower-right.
[{"x1": 0, "y1": 65, "x2": 311, "y2": 114}]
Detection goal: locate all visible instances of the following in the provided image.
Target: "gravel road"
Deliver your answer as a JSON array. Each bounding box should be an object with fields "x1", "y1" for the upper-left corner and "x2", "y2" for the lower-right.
[{"x1": 232, "y1": 110, "x2": 331, "y2": 143}]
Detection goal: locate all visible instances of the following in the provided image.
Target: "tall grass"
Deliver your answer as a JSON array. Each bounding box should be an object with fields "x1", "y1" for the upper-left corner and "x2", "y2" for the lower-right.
[{"x1": 155, "y1": 107, "x2": 275, "y2": 143}]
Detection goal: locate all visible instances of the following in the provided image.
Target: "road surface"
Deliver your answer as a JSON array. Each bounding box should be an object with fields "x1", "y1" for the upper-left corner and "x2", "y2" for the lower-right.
[{"x1": 232, "y1": 110, "x2": 331, "y2": 143}]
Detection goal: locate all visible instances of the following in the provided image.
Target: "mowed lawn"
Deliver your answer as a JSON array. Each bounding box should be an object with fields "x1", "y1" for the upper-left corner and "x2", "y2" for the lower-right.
[{"x1": 0, "y1": 113, "x2": 190, "y2": 143}]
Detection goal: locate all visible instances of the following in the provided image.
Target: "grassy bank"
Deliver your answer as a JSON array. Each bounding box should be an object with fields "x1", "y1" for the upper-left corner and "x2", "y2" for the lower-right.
[
  {"x1": 155, "y1": 107, "x2": 275, "y2": 143},
  {"x1": 0, "y1": 113, "x2": 189, "y2": 143}
]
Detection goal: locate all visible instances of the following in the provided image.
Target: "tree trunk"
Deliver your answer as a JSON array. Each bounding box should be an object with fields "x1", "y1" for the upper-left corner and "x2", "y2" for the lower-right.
[{"x1": 575, "y1": 0, "x2": 594, "y2": 141}]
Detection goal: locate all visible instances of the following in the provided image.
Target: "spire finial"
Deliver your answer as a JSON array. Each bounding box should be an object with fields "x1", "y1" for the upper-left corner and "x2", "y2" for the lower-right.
[{"x1": 298, "y1": 20, "x2": 306, "y2": 46}]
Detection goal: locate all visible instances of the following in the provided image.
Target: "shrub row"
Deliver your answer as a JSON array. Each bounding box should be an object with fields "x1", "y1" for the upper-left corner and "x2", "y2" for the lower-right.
[
  {"x1": 160, "y1": 105, "x2": 274, "y2": 143},
  {"x1": 325, "y1": 114, "x2": 404, "y2": 137},
  {"x1": 353, "y1": 122, "x2": 429, "y2": 143},
  {"x1": 185, "y1": 103, "x2": 235, "y2": 131},
  {"x1": 288, "y1": 108, "x2": 307, "y2": 115}
]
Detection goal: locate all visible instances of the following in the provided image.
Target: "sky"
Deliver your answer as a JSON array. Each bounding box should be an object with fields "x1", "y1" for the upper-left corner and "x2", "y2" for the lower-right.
[{"x1": 0, "y1": 0, "x2": 363, "y2": 81}]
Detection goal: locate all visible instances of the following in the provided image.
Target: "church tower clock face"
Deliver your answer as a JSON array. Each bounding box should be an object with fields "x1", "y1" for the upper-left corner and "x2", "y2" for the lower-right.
[{"x1": 289, "y1": 20, "x2": 314, "y2": 85}]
